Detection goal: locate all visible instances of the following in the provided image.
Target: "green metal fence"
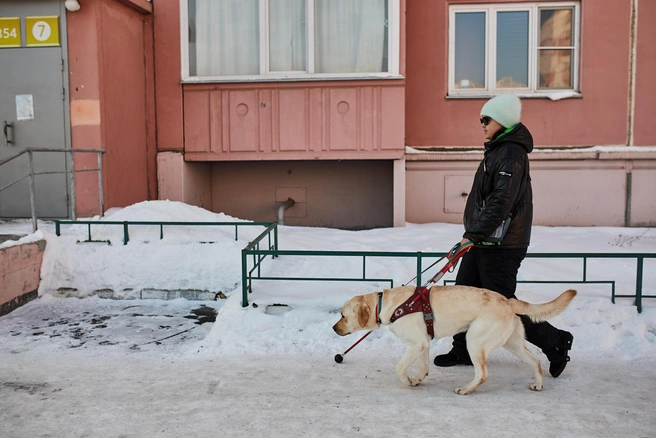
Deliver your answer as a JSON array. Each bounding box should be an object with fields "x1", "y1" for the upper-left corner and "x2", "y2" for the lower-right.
[
  {"x1": 242, "y1": 225, "x2": 656, "y2": 312},
  {"x1": 53, "y1": 219, "x2": 655, "y2": 313},
  {"x1": 55, "y1": 220, "x2": 276, "y2": 245}
]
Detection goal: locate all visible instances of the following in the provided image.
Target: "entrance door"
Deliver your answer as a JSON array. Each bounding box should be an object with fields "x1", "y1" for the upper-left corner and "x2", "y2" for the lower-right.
[{"x1": 0, "y1": 0, "x2": 68, "y2": 218}]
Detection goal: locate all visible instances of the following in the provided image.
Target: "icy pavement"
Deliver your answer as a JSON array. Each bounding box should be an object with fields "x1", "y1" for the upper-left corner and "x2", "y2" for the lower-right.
[
  {"x1": 0, "y1": 295, "x2": 220, "y2": 355},
  {"x1": 1, "y1": 295, "x2": 656, "y2": 438}
]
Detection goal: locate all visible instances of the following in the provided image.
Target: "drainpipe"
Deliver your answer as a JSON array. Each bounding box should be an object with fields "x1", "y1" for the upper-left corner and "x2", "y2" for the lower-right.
[
  {"x1": 277, "y1": 198, "x2": 295, "y2": 225},
  {"x1": 627, "y1": 0, "x2": 638, "y2": 146}
]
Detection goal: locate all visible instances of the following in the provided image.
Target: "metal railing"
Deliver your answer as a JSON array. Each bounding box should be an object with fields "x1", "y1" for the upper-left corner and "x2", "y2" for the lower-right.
[
  {"x1": 242, "y1": 225, "x2": 655, "y2": 312},
  {"x1": 0, "y1": 147, "x2": 105, "y2": 231},
  {"x1": 55, "y1": 220, "x2": 277, "y2": 246}
]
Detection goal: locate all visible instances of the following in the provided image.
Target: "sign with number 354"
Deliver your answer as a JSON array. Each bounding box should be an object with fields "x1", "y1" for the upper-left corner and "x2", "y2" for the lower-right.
[{"x1": 0, "y1": 17, "x2": 21, "y2": 48}]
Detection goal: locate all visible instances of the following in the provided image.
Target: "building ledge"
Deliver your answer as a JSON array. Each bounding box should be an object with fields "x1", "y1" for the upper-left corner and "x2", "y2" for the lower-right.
[{"x1": 405, "y1": 145, "x2": 656, "y2": 161}]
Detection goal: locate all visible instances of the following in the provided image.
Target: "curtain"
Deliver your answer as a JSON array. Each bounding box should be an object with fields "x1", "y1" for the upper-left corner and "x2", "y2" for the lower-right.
[
  {"x1": 194, "y1": 0, "x2": 260, "y2": 76},
  {"x1": 314, "y1": 0, "x2": 386, "y2": 73},
  {"x1": 269, "y1": 0, "x2": 306, "y2": 72},
  {"x1": 191, "y1": 0, "x2": 387, "y2": 76}
]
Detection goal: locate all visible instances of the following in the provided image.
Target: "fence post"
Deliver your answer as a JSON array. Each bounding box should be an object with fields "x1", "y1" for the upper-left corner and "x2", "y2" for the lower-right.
[
  {"x1": 123, "y1": 222, "x2": 129, "y2": 245},
  {"x1": 97, "y1": 151, "x2": 104, "y2": 217},
  {"x1": 242, "y1": 248, "x2": 249, "y2": 307},
  {"x1": 636, "y1": 256, "x2": 643, "y2": 313}
]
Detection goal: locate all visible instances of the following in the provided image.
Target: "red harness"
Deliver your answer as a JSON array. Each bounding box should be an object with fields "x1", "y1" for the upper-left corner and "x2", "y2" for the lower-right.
[{"x1": 388, "y1": 286, "x2": 434, "y2": 338}]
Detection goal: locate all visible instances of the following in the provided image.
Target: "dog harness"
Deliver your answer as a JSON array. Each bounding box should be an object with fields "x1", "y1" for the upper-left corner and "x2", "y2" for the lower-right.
[{"x1": 388, "y1": 286, "x2": 435, "y2": 338}]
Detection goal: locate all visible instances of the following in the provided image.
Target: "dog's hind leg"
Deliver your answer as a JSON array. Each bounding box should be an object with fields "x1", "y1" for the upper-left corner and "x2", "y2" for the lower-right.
[
  {"x1": 454, "y1": 346, "x2": 488, "y2": 395},
  {"x1": 503, "y1": 322, "x2": 543, "y2": 391}
]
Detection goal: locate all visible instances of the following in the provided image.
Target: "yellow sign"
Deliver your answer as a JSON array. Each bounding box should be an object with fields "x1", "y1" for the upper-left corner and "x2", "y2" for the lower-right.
[
  {"x1": 0, "y1": 17, "x2": 21, "y2": 48},
  {"x1": 26, "y1": 16, "x2": 59, "y2": 47}
]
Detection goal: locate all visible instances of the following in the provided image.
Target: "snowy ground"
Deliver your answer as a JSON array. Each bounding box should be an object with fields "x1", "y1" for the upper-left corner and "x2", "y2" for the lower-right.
[{"x1": 1, "y1": 201, "x2": 656, "y2": 437}]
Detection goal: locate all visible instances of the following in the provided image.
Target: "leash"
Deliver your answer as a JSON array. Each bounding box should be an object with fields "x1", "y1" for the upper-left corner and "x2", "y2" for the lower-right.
[
  {"x1": 334, "y1": 241, "x2": 473, "y2": 363},
  {"x1": 403, "y1": 241, "x2": 474, "y2": 287},
  {"x1": 390, "y1": 241, "x2": 474, "y2": 338},
  {"x1": 422, "y1": 241, "x2": 473, "y2": 288}
]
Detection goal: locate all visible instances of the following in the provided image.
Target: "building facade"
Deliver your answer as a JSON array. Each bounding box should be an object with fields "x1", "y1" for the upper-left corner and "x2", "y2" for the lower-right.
[{"x1": 0, "y1": 0, "x2": 654, "y2": 228}]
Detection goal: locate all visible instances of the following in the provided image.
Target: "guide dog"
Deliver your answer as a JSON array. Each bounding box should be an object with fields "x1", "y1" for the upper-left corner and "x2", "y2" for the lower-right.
[{"x1": 333, "y1": 285, "x2": 576, "y2": 394}]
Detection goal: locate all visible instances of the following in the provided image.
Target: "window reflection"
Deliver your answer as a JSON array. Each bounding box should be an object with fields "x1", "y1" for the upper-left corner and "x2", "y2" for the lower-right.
[
  {"x1": 454, "y1": 12, "x2": 486, "y2": 89},
  {"x1": 497, "y1": 11, "x2": 529, "y2": 88}
]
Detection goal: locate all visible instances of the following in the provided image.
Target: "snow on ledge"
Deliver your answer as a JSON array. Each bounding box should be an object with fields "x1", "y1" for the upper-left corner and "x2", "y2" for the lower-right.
[{"x1": 406, "y1": 145, "x2": 656, "y2": 155}]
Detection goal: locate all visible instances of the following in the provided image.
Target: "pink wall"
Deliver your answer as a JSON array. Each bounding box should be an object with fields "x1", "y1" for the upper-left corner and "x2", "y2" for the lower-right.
[
  {"x1": 0, "y1": 240, "x2": 44, "y2": 316},
  {"x1": 154, "y1": 1, "x2": 406, "y2": 162},
  {"x1": 67, "y1": 3, "x2": 103, "y2": 216},
  {"x1": 67, "y1": 0, "x2": 156, "y2": 216},
  {"x1": 153, "y1": 0, "x2": 184, "y2": 152},
  {"x1": 183, "y1": 82, "x2": 405, "y2": 161},
  {"x1": 405, "y1": 0, "x2": 642, "y2": 148},
  {"x1": 633, "y1": 0, "x2": 656, "y2": 146}
]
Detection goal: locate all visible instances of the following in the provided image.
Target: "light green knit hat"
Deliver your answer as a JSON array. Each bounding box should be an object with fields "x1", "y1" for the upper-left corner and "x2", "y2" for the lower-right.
[{"x1": 480, "y1": 94, "x2": 522, "y2": 128}]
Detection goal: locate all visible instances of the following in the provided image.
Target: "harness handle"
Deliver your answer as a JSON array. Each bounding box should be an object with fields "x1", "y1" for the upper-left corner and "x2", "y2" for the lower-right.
[{"x1": 424, "y1": 241, "x2": 473, "y2": 288}]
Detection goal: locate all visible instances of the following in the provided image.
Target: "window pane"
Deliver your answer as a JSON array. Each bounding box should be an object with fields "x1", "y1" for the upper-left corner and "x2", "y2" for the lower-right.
[
  {"x1": 539, "y1": 49, "x2": 572, "y2": 88},
  {"x1": 496, "y1": 11, "x2": 528, "y2": 88},
  {"x1": 454, "y1": 12, "x2": 485, "y2": 89},
  {"x1": 270, "y1": 0, "x2": 306, "y2": 72},
  {"x1": 540, "y1": 9, "x2": 573, "y2": 47},
  {"x1": 190, "y1": 0, "x2": 259, "y2": 76},
  {"x1": 314, "y1": 0, "x2": 387, "y2": 73}
]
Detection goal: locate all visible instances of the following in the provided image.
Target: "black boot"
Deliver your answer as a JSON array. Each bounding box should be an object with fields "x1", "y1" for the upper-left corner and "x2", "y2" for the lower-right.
[
  {"x1": 433, "y1": 350, "x2": 473, "y2": 367},
  {"x1": 548, "y1": 332, "x2": 574, "y2": 378}
]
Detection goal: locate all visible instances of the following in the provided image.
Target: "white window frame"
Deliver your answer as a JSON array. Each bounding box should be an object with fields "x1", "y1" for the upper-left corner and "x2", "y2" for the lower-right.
[
  {"x1": 448, "y1": 2, "x2": 580, "y2": 97},
  {"x1": 180, "y1": 0, "x2": 402, "y2": 83}
]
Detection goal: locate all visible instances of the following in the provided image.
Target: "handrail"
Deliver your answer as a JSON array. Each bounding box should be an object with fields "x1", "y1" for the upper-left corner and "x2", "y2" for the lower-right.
[
  {"x1": 55, "y1": 220, "x2": 276, "y2": 246},
  {"x1": 0, "y1": 147, "x2": 105, "y2": 231}
]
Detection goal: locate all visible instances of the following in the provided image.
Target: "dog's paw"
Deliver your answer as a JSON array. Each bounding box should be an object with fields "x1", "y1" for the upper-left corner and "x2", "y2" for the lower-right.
[
  {"x1": 529, "y1": 382, "x2": 543, "y2": 391},
  {"x1": 454, "y1": 387, "x2": 472, "y2": 395}
]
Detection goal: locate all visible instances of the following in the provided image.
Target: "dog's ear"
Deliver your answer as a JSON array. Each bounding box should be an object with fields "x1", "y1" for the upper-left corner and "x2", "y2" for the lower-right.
[{"x1": 357, "y1": 301, "x2": 370, "y2": 328}]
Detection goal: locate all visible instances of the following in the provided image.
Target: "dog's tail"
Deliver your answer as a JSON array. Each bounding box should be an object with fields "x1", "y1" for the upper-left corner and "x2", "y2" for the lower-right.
[{"x1": 509, "y1": 289, "x2": 577, "y2": 323}]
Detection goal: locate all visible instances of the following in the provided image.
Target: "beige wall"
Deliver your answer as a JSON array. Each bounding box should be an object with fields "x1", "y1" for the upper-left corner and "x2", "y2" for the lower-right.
[{"x1": 406, "y1": 152, "x2": 656, "y2": 227}]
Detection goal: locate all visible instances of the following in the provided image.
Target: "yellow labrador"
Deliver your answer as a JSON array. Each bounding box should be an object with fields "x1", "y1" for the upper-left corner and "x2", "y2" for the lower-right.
[{"x1": 333, "y1": 285, "x2": 576, "y2": 394}]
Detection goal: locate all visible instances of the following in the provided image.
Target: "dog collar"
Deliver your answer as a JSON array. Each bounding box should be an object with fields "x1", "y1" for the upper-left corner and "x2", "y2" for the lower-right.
[{"x1": 376, "y1": 292, "x2": 383, "y2": 324}]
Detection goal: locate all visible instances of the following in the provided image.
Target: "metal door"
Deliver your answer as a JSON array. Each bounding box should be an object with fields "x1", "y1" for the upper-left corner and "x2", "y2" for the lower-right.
[{"x1": 0, "y1": 0, "x2": 69, "y2": 218}]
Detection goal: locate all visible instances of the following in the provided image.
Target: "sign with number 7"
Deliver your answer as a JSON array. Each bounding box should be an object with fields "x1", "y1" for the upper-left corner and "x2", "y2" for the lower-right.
[
  {"x1": 26, "y1": 16, "x2": 60, "y2": 47},
  {"x1": 0, "y1": 17, "x2": 21, "y2": 48}
]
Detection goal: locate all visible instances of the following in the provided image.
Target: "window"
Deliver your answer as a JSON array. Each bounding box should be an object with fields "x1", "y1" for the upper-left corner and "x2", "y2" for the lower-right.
[
  {"x1": 182, "y1": 0, "x2": 400, "y2": 82},
  {"x1": 449, "y1": 2, "x2": 580, "y2": 95}
]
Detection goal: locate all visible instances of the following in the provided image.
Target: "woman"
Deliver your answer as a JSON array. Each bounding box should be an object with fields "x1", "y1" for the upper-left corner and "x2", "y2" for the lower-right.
[{"x1": 434, "y1": 94, "x2": 573, "y2": 378}]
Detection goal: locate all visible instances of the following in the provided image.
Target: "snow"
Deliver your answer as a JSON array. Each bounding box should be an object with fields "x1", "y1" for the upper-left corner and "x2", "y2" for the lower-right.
[{"x1": 1, "y1": 200, "x2": 656, "y2": 437}]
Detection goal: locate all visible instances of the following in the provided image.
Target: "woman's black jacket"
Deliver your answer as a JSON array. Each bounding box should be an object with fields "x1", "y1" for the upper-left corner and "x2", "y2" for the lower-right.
[{"x1": 462, "y1": 123, "x2": 533, "y2": 249}]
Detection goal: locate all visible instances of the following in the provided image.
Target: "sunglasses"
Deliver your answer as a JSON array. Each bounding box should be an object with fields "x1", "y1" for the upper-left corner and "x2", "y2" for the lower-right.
[{"x1": 480, "y1": 116, "x2": 492, "y2": 126}]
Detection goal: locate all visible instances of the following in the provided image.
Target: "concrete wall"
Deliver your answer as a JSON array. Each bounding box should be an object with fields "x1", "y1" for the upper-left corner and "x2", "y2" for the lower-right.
[
  {"x1": 157, "y1": 152, "x2": 212, "y2": 210},
  {"x1": 0, "y1": 241, "x2": 45, "y2": 317},
  {"x1": 211, "y1": 161, "x2": 394, "y2": 229}
]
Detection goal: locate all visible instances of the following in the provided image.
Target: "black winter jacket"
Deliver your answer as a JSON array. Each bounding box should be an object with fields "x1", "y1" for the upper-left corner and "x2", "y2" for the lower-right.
[{"x1": 462, "y1": 123, "x2": 533, "y2": 249}]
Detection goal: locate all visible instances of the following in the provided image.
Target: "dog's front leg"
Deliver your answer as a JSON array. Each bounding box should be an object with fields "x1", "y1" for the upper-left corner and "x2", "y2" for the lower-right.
[{"x1": 395, "y1": 340, "x2": 430, "y2": 387}]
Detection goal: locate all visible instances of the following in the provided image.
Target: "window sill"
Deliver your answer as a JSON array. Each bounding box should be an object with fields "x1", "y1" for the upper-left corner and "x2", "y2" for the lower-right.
[
  {"x1": 182, "y1": 73, "x2": 405, "y2": 85},
  {"x1": 446, "y1": 91, "x2": 582, "y2": 101}
]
